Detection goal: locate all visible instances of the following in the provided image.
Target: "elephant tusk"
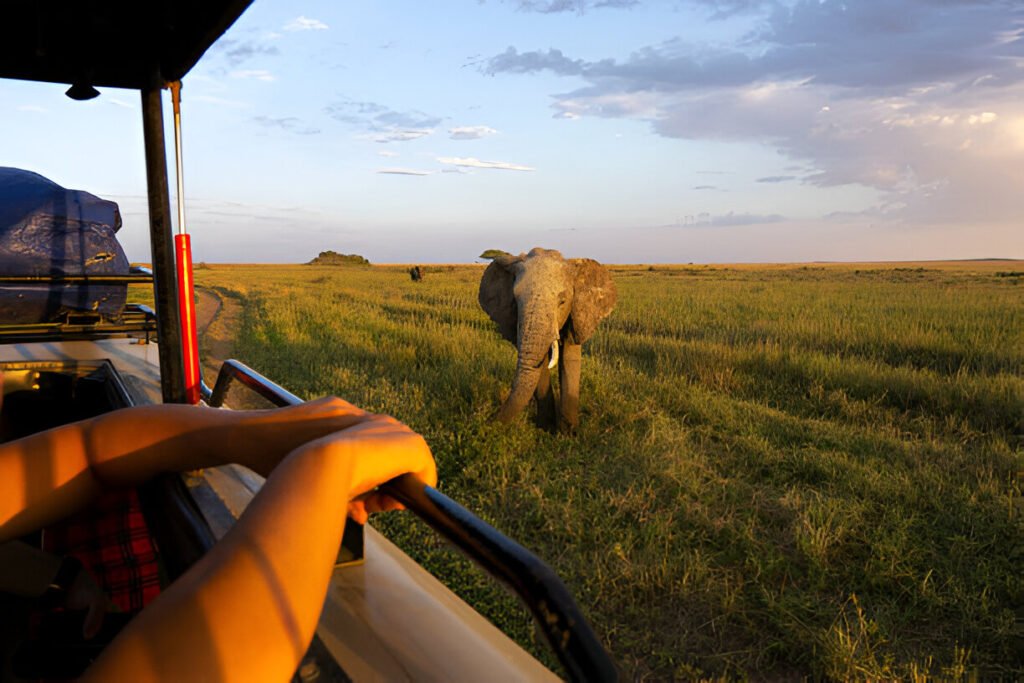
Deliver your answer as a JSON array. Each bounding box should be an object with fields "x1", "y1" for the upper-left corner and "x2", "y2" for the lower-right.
[{"x1": 548, "y1": 340, "x2": 559, "y2": 369}]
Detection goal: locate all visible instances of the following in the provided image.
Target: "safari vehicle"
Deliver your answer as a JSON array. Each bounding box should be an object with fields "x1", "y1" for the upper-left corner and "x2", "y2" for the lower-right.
[{"x1": 0, "y1": 2, "x2": 616, "y2": 681}]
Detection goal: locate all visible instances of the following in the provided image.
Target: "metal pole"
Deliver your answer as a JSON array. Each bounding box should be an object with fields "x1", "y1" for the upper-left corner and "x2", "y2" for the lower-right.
[
  {"x1": 170, "y1": 81, "x2": 201, "y2": 404},
  {"x1": 141, "y1": 71, "x2": 186, "y2": 404},
  {"x1": 170, "y1": 81, "x2": 187, "y2": 238}
]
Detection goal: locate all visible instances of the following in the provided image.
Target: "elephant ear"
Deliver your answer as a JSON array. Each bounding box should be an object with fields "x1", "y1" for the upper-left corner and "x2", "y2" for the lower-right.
[
  {"x1": 569, "y1": 259, "x2": 617, "y2": 343},
  {"x1": 478, "y1": 254, "x2": 522, "y2": 343}
]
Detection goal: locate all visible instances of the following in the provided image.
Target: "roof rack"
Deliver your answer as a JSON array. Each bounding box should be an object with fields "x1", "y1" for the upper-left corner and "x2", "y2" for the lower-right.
[{"x1": 0, "y1": 267, "x2": 157, "y2": 343}]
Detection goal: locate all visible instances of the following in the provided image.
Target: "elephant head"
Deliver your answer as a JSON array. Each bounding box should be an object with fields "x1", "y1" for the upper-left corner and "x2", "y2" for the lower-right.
[{"x1": 478, "y1": 247, "x2": 617, "y2": 430}]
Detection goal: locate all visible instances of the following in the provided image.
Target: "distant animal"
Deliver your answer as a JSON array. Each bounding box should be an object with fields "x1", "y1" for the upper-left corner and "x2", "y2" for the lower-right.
[
  {"x1": 409, "y1": 266, "x2": 423, "y2": 282},
  {"x1": 478, "y1": 247, "x2": 617, "y2": 432}
]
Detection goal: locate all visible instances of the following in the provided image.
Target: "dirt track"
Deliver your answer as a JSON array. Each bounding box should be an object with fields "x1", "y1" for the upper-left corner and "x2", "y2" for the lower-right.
[{"x1": 194, "y1": 287, "x2": 241, "y2": 389}]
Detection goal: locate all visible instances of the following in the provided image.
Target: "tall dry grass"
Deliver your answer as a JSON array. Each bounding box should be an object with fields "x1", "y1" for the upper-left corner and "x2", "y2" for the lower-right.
[{"x1": 191, "y1": 262, "x2": 1023, "y2": 680}]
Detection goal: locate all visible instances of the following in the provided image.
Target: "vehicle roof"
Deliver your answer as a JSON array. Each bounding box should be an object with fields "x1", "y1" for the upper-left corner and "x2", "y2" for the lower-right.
[{"x1": 0, "y1": 1, "x2": 252, "y2": 89}]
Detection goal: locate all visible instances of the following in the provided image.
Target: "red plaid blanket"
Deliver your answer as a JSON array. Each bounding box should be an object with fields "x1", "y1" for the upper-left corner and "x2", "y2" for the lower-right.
[{"x1": 42, "y1": 488, "x2": 162, "y2": 612}]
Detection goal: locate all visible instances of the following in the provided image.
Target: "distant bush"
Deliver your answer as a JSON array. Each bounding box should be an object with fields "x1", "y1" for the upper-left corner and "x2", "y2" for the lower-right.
[
  {"x1": 307, "y1": 250, "x2": 370, "y2": 266},
  {"x1": 479, "y1": 249, "x2": 511, "y2": 260}
]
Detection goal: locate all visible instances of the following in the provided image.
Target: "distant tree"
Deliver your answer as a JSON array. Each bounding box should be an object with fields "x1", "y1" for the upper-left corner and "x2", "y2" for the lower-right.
[
  {"x1": 306, "y1": 250, "x2": 370, "y2": 266},
  {"x1": 479, "y1": 249, "x2": 511, "y2": 260}
]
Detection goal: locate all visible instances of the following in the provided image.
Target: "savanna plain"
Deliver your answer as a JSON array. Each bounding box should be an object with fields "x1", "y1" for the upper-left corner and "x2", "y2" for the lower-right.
[{"x1": 185, "y1": 261, "x2": 1021, "y2": 680}]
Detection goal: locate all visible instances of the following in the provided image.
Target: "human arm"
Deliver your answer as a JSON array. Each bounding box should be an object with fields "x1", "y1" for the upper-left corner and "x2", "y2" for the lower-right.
[
  {"x1": 82, "y1": 412, "x2": 436, "y2": 682},
  {"x1": 0, "y1": 397, "x2": 367, "y2": 543}
]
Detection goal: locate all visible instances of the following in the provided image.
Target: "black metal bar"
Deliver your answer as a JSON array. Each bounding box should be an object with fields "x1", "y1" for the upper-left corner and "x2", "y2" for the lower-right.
[
  {"x1": 208, "y1": 359, "x2": 303, "y2": 408},
  {"x1": 384, "y1": 477, "x2": 617, "y2": 683},
  {"x1": 206, "y1": 358, "x2": 618, "y2": 682},
  {"x1": 141, "y1": 73, "x2": 186, "y2": 405},
  {"x1": 0, "y1": 274, "x2": 155, "y2": 284},
  {"x1": 127, "y1": 303, "x2": 157, "y2": 319},
  {"x1": 0, "y1": 327, "x2": 156, "y2": 342},
  {"x1": 0, "y1": 304, "x2": 157, "y2": 342}
]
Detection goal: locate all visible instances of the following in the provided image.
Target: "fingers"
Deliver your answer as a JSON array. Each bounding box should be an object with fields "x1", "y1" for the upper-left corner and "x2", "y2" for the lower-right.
[
  {"x1": 239, "y1": 397, "x2": 374, "y2": 476},
  {"x1": 348, "y1": 501, "x2": 368, "y2": 525},
  {"x1": 267, "y1": 400, "x2": 438, "y2": 503},
  {"x1": 348, "y1": 493, "x2": 406, "y2": 525},
  {"x1": 331, "y1": 420, "x2": 436, "y2": 499},
  {"x1": 83, "y1": 599, "x2": 106, "y2": 640},
  {"x1": 348, "y1": 415, "x2": 436, "y2": 487},
  {"x1": 67, "y1": 571, "x2": 108, "y2": 640}
]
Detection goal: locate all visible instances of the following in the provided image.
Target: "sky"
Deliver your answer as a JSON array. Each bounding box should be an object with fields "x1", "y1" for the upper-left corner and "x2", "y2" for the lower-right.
[{"x1": 1, "y1": 0, "x2": 1023, "y2": 264}]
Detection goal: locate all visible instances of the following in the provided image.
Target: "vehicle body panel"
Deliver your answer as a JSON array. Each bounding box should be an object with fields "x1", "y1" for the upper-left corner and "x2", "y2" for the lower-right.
[{"x1": 0, "y1": 338, "x2": 558, "y2": 682}]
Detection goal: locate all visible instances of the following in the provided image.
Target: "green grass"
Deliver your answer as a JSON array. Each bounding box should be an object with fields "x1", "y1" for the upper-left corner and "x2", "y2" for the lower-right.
[{"x1": 192, "y1": 262, "x2": 1023, "y2": 680}]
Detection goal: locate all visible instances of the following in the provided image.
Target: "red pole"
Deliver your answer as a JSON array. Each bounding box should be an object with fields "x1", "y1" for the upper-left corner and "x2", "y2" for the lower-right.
[
  {"x1": 170, "y1": 81, "x2": 201, "y2": 404},
  {"x1": 176, "y1": 233, "x2": 201, "y2": 404}
]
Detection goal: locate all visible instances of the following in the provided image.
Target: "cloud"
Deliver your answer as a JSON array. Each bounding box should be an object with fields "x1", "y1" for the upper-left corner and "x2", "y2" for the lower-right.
[
  {"x1": 285, "y1": 16, "x2": 329, "y2": 32},
  {"x1": 697, "y1": 0, "x2": 771, "y2": 17},
  {"x1": 710, "y1": 212, "x2": 784, "y2": 226},
  {"x1": 326, "y1": 99, "x2": 441, "y2": 143},
  {"x1": 377, "y1": 168, "x2": 433, "y2": 176},
  {"x1": 377, "y1": 150, "x2": 400, "y2": 158},
  {"x1": 107, "y1": 98, "x2": 135, "y2": 109},
  {"x1": 449, "y1": 125, "x2": 499, "y2": 140},
  {"x1": 230, "y1": 69, "x2": 275, "y2": 82},
  {"x1": 216, "y1": 39, "x2": 280, "y2": 67},
  {"x1": 365, "y1": 130, "x2": 433, "y2": 143},
  {"x1": 437, "y1": 156, "x2": 535, "y2": 171},
  {"x1": 670, "y1": 211, "x2": 785, "y2": 227},
  {"x1": 756, "y1": 175, "x2": 796, "y2": 183},
  {"x1": 693, "y1": 185, "x2": 721, "y2": 190},
  {"x1": 506, "y1": 0, "x2": 767, "y2": 18},
  {"x1": 485, "y1": 0, "x2": 1024, "y2": 227},
  {"x1": 487, "y1": 48, "x2": 585, "y2": 77},
  {"x1": 512, "y1": 0, "x2": 639, "y2": 14},
  {"x1": 252, "y1": 116, "x2": 320, "y2": 135}
]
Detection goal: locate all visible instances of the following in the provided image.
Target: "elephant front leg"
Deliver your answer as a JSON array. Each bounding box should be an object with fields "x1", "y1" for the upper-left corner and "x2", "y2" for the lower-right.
[
  {"x1": 533, "y1": 357, "x2": 557, "y2": 431},
  {"x1": 558, "y1": 341, "x2": 582, "y2": 433}
]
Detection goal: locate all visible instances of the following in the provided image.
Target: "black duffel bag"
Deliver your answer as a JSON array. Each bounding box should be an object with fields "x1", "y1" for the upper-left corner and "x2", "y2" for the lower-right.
[{"x1": 0, "y1": 167, "x2": 130, "y2": 323}]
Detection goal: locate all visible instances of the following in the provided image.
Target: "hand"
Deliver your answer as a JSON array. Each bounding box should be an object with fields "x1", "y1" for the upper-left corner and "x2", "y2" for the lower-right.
[
  {"x1": 64, "y1": 567, "x2": 110, "y2": 640},
  {"x1": 297, "y1": 414, "x2": 437, "y2": 525},
  {"x1": 239, "y1": 397, "x2": 370, "y2": 477}
]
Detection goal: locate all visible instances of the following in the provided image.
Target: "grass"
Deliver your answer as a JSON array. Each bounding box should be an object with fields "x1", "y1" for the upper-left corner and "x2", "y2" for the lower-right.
[{"x1": 185, "y1": 261, "x2": 1021, "y2": 680}]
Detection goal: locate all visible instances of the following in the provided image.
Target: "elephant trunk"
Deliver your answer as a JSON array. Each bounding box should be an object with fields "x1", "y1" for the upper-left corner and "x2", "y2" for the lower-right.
[{"x1": 496, "y1": 299, "x2": 557, "y2": 423}]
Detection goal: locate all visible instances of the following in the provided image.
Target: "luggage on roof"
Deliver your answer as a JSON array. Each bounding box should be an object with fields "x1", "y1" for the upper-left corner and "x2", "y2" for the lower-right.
[{"x1": 0, "y1": 167, "x2": 130, "y2": 323}]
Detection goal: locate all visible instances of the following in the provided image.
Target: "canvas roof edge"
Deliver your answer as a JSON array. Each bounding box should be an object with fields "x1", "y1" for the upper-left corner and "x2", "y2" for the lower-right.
[{"x1": 0, "y1": 0, "x2": 254, "y2": 89}]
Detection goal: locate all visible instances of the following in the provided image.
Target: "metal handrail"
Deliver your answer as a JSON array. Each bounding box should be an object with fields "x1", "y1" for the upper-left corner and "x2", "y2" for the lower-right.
[{"x1": 206, "y1": 358, "x2": 618, "y2": 683}]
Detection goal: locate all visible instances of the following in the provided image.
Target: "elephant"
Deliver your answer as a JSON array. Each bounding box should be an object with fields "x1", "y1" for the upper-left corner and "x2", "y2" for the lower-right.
[{"x1": 478, "y1": 247, "x2": 617, "y2": 432}]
